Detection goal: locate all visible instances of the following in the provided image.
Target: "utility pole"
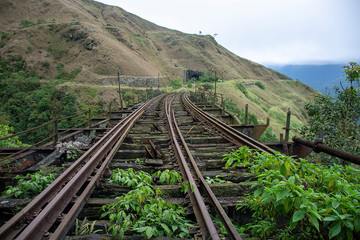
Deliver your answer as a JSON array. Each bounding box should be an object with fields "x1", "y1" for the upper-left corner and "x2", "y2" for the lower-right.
[
  {"x1": 158, "y1": 73, "x2": 160, "y2": 90},
  {"x1": 118, "y1": 71, "x2": 123, "y2": 110},
  {"x1": 244, "y1": 104, "x2": 248, "y2": 125},
  {"x1": 285, "y1": 108, "x2": 291, "y2": 142},
  {"x1": 214, "y1": 70, "x2": 217, "y2": 100},
  {"x1": 211, "y1": 69, "x2": 217, "y2": 106}
]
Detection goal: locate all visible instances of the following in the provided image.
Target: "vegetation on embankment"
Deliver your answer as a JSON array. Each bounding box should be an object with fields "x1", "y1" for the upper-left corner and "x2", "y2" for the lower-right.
[
  {"x1": 209, "y1": 78, "x2": 315, "y2": 139},
  {"x1": 182, "y1": 73, "x2": 315, "y2": 141},
  {"x1": 223, "y1": 146, "x2": 360, "y2": 239},
  {"x1": 0, "y1": 0, "x2": 312, "y2": 143},
  {"x1": 0, "y1": 55, "x2": 83, "y2": 144}
]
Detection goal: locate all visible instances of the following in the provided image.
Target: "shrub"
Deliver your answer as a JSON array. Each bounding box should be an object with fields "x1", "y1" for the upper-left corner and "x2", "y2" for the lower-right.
[
  {"x1": 187, "y1": 81, "x2": 192, "y2": 88},
  {"x1": 170, "y1": 78, "x2": 183, "y2": 89},
  {"x1": 0, "y1": 124, "x2": 29, "y2": 147},
  {"x1": 2, "y1": 170, "x2": 56, "y2": 199},
  {"x1": 102, "y1": 169, "x2": 193, "y2": 239},
  {"x1": 235, "y1": 82, "x2": 248, "y2": 96},
  {"x1": 223, "y1": 147, "x2": 360, "y2": 239},
  {"x1": 0, "y1": 32, "x2": 9, "y2": 48},
  {"x1": 20, "y1": 19, "x2": 35, "y2": 29},
  {"x1": 255, "y1": 81, "x2": 266, "y2": 90},
  {"x1": 202, "y1": 83, "x2": 213, "y2": 91},
  {"x1": 198, "y1": 73, "x2": 216, "y2": 82}
]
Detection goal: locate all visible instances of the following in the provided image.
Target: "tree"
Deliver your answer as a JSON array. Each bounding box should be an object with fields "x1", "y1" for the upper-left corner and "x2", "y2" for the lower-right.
[
  {"x1": 0, "y1": 124, "x2": 29, "y2": 147},
  {"x1": 301, "y1": 62, "x2": 360, "y2": 163}
]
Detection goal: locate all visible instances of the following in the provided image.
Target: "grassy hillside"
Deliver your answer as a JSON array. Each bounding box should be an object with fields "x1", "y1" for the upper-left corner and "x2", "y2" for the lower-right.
[
  {"x1": 210, "y1": 78, "x2": 316, "y2": 139},
  {"x1": 0, "y1": 0, "x2": 316, "y2": 141},
  {"x1": 0, "y1": 0, "x2": 289, "y2": 81}
]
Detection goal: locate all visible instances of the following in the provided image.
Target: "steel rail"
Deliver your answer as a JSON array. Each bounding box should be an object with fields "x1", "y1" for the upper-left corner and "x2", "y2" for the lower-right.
[
  {"x1": 171, "y1": 107, "x2": 242, "y2": 240},
  {"x1": 293, "y1": 136, "x2": 360, "y2": 165},
  {"x1": 182, "y1": 93, "x2": 273, "y2": 153},
  {"x1": 0, "y1": 96, "x2": 161, "y2": 240},
  {"x1": 165, "y1": 94, "x2": 220, "y2": 240},
  {"x1": 50, "y1": 97, "x2": 162, "y2": 240},
  {"x1": 15, "y1": 96, "x2": 161, "y2": 240}
]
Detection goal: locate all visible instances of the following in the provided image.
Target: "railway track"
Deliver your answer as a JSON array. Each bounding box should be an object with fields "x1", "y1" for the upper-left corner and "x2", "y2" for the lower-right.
[{"x1": 0, "y1": 93, "x2": 274, "y2": 239}]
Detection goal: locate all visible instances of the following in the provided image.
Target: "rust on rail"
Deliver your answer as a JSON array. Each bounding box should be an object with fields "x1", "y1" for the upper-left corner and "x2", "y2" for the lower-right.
[{"x1": 292, "y1": 136, "x2": 360, "y2": 165}]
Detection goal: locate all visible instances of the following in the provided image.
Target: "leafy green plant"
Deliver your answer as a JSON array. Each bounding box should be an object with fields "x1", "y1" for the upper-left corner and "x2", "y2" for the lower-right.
[
  {"x1": 102, "y1": 186, "x2": 193, "y2": 239},
  {"x1": 0, "y1": 124, "x2": 29, "y2": 147},
  {"x1": 205, "y1": 175, "x2": 231, "y2": 184},
  {"x1": 135, "y1": 158, "x2": 144, "y2": 164},
  {"x1": 181, "y1": 180, "x2": 194, "y2": 194},
  {"x1": 152, "y1": 169, "x2": 182, "y2": 185},
  {"x1": 2, "y1": 170, "x2": 56, "y2": 198},
  {"x1": 108, "y1": 168, "x2": 153, "y2": 188},
  {"x1": 211, "y1": 214, "x2": 245, "y2": 235},
  {"x1": 223, "y1": 146, "x2": 360, "y2": 239},
  {"x1": 102, "y1": 169, "x2": 194, "y2": 239},
  {"x1": 75, "y1": 217, "x2": 101, "y2": 236}
]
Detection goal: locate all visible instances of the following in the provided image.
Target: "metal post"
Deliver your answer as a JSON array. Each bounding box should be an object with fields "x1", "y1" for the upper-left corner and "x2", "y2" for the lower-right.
[
  {"x1": 118, "y1": 71, "x2": 123, "y2": 110},
  {"x1": 194, "y1": 77, "x2": 196, "y2": 92},
  {"x1": 145, "y1": 79, "x2": 148, "y2": 100},
  {"x1": 244, "y1": 104, "x2": 248, "y2": 125},
  {"x1": 214, "y1": 70, "x2": 217, "y2": 100},
  {"x1": 158, "y1": 73, "x2": 160, "y2": 90},
  {"x1": 88, "y1": 110, "x2": 92, "y2": 128},
  {"x1": 285, "y1": 108, "x2": 291, "y2": 142},
  {"x1": 53, "y1": 118, "x2": 58, "y2": 146},
  {"x1": 292, "y1": 136, "x2": 360, "y2": 165},
  {"x1": 221, "y1": 95, "x2": 225, "y2": 114}
]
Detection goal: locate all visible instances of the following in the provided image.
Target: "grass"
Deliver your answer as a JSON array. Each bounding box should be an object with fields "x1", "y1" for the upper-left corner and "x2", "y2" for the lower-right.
[{"x1": 216, "y1": 79, "x2": 314, "y2": 139}]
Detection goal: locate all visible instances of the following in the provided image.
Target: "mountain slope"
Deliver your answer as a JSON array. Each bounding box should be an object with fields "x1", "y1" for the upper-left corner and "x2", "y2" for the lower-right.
[
  {"x1": 267, "y1": 64, "x2": 349, "y2": 94},
  {"x1": 0, "y1": 0, "x2": 289, "y2": 81}
]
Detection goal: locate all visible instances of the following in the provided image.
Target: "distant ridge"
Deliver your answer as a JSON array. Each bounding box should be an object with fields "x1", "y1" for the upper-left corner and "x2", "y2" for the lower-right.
[
  {"x1": 266, "y1": 64, "x2": 351, "y2": 94},
  {"x1": 0, "y1": 0, "x2": 290, "y2": 81}
]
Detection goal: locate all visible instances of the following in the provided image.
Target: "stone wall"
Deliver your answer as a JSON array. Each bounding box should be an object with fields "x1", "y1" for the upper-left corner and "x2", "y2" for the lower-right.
[{"x1": 100, "y1": 76, "x2": 160, "y2": 87}]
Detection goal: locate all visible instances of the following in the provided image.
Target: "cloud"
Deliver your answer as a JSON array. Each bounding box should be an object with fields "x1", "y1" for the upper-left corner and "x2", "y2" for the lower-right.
[{"x1": 98, "y1": 0, "x2": 360, "y2": 65}]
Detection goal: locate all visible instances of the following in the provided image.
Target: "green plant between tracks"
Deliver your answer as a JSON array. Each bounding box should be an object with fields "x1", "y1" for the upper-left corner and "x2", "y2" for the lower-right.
[
  {"x1": 75, "y1": 217, "x2": 102, "y2": 236},
  {"x1": 102, "y1": 168, "x2": 194, "y2": 239},
  {"x1": 223, "y1": 146, "x2": 360, "y2": 239},
  {"x1": 1, "y1": 170, "x2": 56, "y2": 199},
  {"x1": 205, "y1": 175, "x2": 231, "y2": 184}
]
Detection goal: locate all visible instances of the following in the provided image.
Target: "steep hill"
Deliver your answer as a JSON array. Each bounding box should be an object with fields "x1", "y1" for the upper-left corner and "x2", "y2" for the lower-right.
[
  {"x1": 0, "y1": 0, "x2": 289, "y2": 81},
  {"x1": 0, "y1": 0, "x2": 317, "y2": 140}
]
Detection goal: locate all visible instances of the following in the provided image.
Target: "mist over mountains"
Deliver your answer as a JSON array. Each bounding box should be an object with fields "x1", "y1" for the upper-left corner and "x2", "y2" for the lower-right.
[{"x1": 266, "y1": 64, "x2": 353, "y2": 94}]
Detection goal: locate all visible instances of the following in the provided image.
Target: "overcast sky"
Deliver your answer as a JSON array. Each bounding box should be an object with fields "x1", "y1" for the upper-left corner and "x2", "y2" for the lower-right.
[{"x1": 97, "y1": 0, "x2": 360, "y2": 66}]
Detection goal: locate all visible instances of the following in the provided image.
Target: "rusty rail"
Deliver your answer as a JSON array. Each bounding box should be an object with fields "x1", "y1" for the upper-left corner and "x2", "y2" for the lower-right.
[
  {"x1": 182, "y1": 93, "x2": 273, "y2": 154},
  {"x1": 165, "y1": 94, "x2": 220, "y2": 239},
  {"x1": 292, "y1": 136, "x2": 360, "y2": 165},
  {"x1": 166, "y1": 94, "x2": 242, "y2": 239},
  {"x1": 0, "y1": 96, "x2": 162, "y2": 240},
  {"x1": 170, "y1": 94, "x2": 242, "y2": 240}
]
